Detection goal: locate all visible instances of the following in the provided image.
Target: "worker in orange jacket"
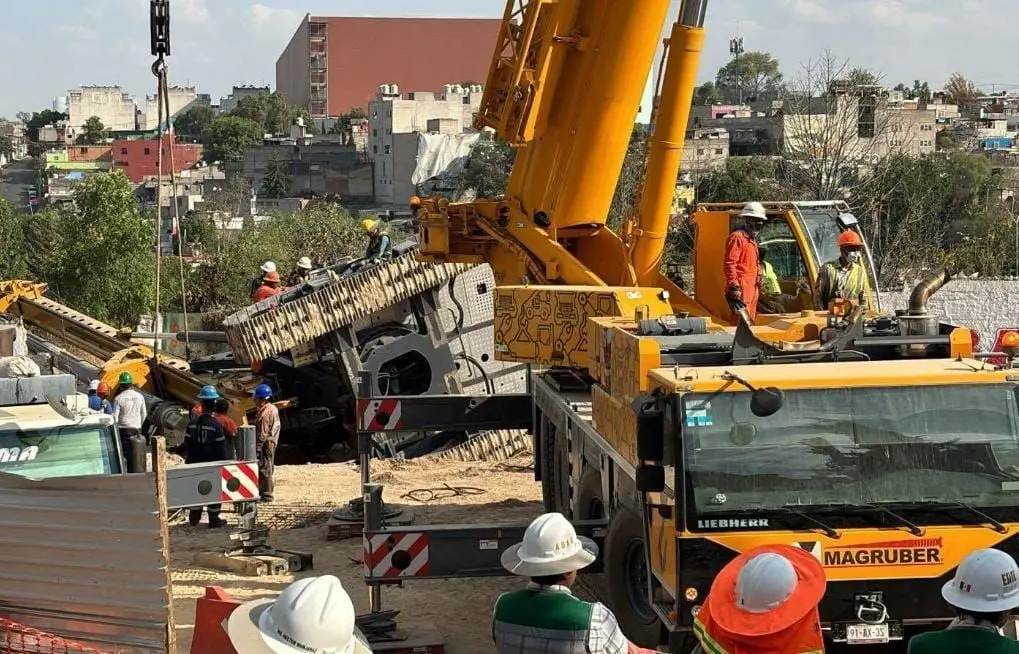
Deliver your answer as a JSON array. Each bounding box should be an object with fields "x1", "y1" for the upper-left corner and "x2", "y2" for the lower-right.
[
  {"x1": 252, "y1": 270, "x2": 282, "y2": 303},
  {"x1": 724, "y1": 202, "x2": 769, "y2": 323},
  {"x1": 693, "y1": 543, "x2": 827, "y2": 654}
]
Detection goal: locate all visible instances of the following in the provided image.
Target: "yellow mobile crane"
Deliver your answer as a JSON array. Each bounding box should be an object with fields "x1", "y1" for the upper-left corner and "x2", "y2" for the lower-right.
[{"x1": 348, "y1": 1, "x2": 1019, "y2": 651}]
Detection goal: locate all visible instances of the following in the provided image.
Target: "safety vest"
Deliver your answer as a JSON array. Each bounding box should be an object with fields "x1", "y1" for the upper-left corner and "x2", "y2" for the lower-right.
[
  {"x1": 761, "y1": 261, "x2": 781, "y2": 295},
  {"x1": 694, "y1": 604, "x2": 825, "y2": 654},
  {"x1": 492, "y1": 587, "x2": 592, "y2": 653},
  {"x1": 820, "y1": 260, "x2": 868, "y2": 304}
]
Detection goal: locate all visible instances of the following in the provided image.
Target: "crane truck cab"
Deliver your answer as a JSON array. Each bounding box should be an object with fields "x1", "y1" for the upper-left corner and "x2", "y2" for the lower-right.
[
  {"x1": 0, "y1": 374, "x2": 123, "y2": 479},
  {"x1": 690, "y1": 200, "x2": 880, "y2": 323}
]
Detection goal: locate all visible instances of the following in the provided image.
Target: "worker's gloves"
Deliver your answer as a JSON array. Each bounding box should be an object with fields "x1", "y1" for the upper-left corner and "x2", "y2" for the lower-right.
[{"x1": 725, "y1": 284, "x2": 743, "y2": 305}]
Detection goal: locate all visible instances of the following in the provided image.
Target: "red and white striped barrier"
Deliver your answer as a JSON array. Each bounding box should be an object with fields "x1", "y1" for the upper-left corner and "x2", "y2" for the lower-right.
[
  {"x1": 363, "y1": 531, "x2": 430, "y2": 578},
  {"x1": 220, "y1": 462, "x2": 259, "y2": 502},
  {"x1": 357, "y1": 398, "x2": 404, "y2": 431}
]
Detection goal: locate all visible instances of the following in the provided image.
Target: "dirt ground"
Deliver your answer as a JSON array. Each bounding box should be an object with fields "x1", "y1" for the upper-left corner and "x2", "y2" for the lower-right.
[{"x1": 170, "y1": 454, "x2": 543, "y2": 653}]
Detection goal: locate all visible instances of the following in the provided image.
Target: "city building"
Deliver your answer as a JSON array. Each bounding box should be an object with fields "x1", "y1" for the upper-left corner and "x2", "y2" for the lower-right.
[
  {"x1": 111, "y1": 134, "x2": 203, "y2": 183},
  {"x1": 140, "y1": 86, "x2": 203, "y2": 131},
  {"x1": 0, "y1": 119, "x2": 27, "y2": 159},
  {"x1": 66, "y1": 86, "x2": 138, "y2": 132},
  {"x1": 368, "y1": 85, "x2": 484, "y2": 204},
  {"x1": 44, "y1": 146, "x2": 113, "y2": 172},
  {"x1": 219, "y1": 85, "x2": 270, "y2": 114},
  {"x1": 680, "y1": 128, "x2": 730, "y2": 177},
  {"x1": 276, "y1": 15, "x2": 500, "y2": 117},
  {"x1": 231, "y1": 136, "x2": 372, "y2": 201}
]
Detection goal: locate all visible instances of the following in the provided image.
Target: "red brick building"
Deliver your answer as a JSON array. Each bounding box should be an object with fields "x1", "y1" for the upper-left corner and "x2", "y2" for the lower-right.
[
  {"x1": 111, "y1": 135, "x2": 202, "y2": 183},
  {"x1": 276, "y1": 15, "x2": 501, "y2": 117}
]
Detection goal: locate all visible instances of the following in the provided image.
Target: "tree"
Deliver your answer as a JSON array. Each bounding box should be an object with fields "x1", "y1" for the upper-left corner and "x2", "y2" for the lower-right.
[
  {"x1": 231, "y1": 91, "x2": 310, "y2": 135},
  {"x1": 201, "y1": 116, "x2": 263, "y2": 163},
  {"x1": 693, "y1": 82, "x2": 719, "y2": 105},
  {"x1": 714, "y1": 51, "x2": 783, "y2": 104},
  {"x1": 260, "y1": 156, "x2": 291, "y2": 198},
  {"x1": 606, "y1": 126, "x2": 647, "y2": 229},
  {"x1": 695, "y1": 157, "x2": 786, "y2": 203},
  {"x1": 781, "y1": 51, "x2": 908, "y2": 200},
  {"x1": 23, "y1": 109, "x2": 66, "y2": 142},
  {"x1": 944, "y1": 73, "x2": 982, "y2": 107},
  {"x1": 0, "y1": 199, "x2": 27, "y2": 279},
  {"x1": 173, "y1": 105, "x2": 215, "y2": 141},
  {"x1": 173, "y1": 212, "x2": 218, "y2": 256},
  {"x1": 0, "y1": 135, "x2": 13, "y2": 160},
  {"x1": 79, "y1": 116, "x2": 107, "y2": 145},
  {"x1": 845, "y1": 68, "x2": 880, "y2": 88},
  {"x1": 453, "y1": 138, "x2": 516, "y2": 200}
]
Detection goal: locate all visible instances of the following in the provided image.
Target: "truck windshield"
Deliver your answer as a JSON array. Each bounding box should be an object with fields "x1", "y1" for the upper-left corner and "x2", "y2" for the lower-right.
[
  {"x1": 0, "y1": 425, "x2": 121, "y2": 479},
  {"x1": 682, "y1": 383, "x2": 1019, "y2": 525}
]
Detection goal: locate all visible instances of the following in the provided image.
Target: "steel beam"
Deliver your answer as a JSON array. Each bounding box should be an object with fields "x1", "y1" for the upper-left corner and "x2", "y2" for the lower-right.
[
  {"x1": 165, "y1": 460, "x2": 259, "y2": 509},
  {"x1": 356, "y1": 393, "x2": 533, "y2": 432}
]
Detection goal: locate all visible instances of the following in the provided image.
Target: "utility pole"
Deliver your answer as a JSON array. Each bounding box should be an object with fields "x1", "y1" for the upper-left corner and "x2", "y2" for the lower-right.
[{"x1": 729, "y1": 36, "x2": 745, "y2": 105}]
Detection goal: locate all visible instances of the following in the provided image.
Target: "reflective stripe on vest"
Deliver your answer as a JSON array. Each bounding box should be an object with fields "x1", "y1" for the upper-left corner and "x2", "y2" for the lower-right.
[
  {"x1": 823, "y1": 260, "x2": 867, "y2": 301},
  {"x1": 493, "y1": 588, "x2": 592, "y2": 654},
  {"x1": 694, "y1": 611, "x2": 826, "y2": 653}
]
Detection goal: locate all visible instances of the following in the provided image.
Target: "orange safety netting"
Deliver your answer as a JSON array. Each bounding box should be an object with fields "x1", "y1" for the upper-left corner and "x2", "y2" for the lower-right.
[{"x1": 0, "y1": 618, "x2": 107, "y2": 654}]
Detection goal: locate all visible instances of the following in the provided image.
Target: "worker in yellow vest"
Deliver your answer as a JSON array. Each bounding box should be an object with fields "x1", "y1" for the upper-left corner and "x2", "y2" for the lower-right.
[{"x1": 814, "y1": 230, "x2": 870, "y2": 310}]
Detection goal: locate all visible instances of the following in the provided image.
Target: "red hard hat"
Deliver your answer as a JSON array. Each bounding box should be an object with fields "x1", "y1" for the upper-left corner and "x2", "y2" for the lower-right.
[
  {"x1": 837, "y1": 231, "x2": 864, "y2": 249},
  {"x1": 97, "y1": 382, "x2": 109, "y2": 395},
  {"x1": 263, "y1": 270, "x2": 281, "y2": 283}
]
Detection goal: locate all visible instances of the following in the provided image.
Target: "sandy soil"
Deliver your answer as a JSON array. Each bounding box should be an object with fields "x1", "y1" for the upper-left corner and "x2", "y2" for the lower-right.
[{"x1": 170, "y1": 454, "x2": 543, "y2": 653}]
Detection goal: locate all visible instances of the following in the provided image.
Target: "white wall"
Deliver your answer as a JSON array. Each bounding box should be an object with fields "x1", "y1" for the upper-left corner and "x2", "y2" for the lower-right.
[{"x1": 881, "y1": 279, "x2": 1019, "y2": 349}]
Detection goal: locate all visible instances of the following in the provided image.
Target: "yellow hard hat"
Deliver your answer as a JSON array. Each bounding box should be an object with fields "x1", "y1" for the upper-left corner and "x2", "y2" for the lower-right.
[{"x1": 361, "y1": 218, "x2": 378, "y2": 233}]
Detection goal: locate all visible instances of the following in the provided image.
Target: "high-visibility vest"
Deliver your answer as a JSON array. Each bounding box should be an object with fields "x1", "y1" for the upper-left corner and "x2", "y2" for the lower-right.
[
  {"x1": 492, "y1": 587, "x2": 592, "y2": 653},
  {"x1": 761, "y1": 261, "x2": 781, "y2": 295},
  {"x1": 694, "y1": 604, "x2": 825, "y2": 653},
  {"x1": 820, "y1": 259, "x2": 868, "y2": 303}
]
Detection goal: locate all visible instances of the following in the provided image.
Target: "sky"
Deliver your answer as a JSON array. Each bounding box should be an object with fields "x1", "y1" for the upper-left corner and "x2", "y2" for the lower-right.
[{"x1": 0, "y1": 0, "x2": 1017, "y2": 119}]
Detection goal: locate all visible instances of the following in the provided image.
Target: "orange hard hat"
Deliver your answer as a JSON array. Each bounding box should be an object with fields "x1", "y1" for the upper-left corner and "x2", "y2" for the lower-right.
[
  {"x1": 263, "y1": 270, "x2": 281, "y2": 283},
  {"x1": 837, "y1": 230, "x2": 864, "y2": 249},
  {"x1": 97, "y1": 381, "x2": 109, "y2": 395}
]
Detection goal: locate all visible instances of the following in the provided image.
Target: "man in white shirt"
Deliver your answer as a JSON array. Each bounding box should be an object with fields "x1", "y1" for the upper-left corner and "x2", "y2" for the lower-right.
[{"x1": 112, "y1": 372, "x2": 148, "y2": 467}]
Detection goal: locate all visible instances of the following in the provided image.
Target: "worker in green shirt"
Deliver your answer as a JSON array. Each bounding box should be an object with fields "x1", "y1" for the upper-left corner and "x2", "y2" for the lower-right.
[{"x1": 907, "y1": 548, "x2": 1019, "y2": 654}]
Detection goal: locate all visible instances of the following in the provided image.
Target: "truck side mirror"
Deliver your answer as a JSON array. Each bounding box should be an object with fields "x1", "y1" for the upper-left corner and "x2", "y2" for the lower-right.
[{"x1": 634, "y1": 397, "x2": 666, "y2": 493}]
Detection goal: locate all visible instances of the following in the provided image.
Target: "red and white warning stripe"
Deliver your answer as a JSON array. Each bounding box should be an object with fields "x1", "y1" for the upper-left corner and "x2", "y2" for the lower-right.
[
  {"x1": 220, "y1": 462, "x2": 260, "y2": 502},
  {"x1": 357, "y1": 398, "x2": 404, "y2": 431},
  {"x1": 363, "y1": 531, "x2": 430, "y2": 578}
]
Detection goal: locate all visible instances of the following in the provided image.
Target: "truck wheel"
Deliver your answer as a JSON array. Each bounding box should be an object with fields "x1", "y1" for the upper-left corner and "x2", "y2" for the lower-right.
[
  {"x1": 605, "y1": 508, "x2": 662, "y2": 648},
  {"x1": 539, "y1": 415, "x2": 569, "y2": 513},
  {"x1": 576, "y1": 468, "x2": 608, "y2": 601}
]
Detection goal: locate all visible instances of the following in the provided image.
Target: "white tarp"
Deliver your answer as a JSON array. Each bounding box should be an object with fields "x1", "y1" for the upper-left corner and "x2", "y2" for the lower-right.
[{"x1": 411, "y1": 133, "x2": 482, "y2": 186}]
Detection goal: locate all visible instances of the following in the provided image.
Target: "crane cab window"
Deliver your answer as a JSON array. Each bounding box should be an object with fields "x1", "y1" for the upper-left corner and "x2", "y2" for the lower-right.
[
  {"x1": 0, "y1": 425, "x2": 121, "y2": 480},
  {"x1": 757, "y1": 218, "x2": 807, "y2": 279}
]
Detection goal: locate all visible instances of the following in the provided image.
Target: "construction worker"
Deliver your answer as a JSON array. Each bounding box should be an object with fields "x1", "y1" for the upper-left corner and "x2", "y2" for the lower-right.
[
  {"x1": 493, "y1": 512, "x2": 658, "y2": 653},
  {"x1": 724, "y1": 202, "x2": 768, "y2": 323},
  {"x1": 112, "y1": 371, "x2": 148, "y2": 452},
  {"x1": 362, "y1": 218, "x2": 392, "y2": 261},
  {"x1": 87, "y1": 380, "x2": 105, "y2": 412},
  {"x1": 213, "y1": 398, "x2": 238, "y2": 444},
  {"x1": 815, "y1": 230, "x2": 870, "y2": 310},
  {"x1": 252, "y1": 270, "x2": 282, "y2": 303},
  {"x1": 252, "y1": 383, "x2": 280, "y2": 502},
  {"x1": 286, "y1": 256, "x2": 314, "y2": 286},
  {"x1": 227, "y1": 575, "x2": 373, "y2": 653},
  {"x1": 249, "y1": 261, "x2": 277, "y2": 298},
  {"x1": 96, "y1": 381, "x2": 113, "y2": 415},
  {"x1": 907, "y1": 548, "x2": 1019, "y2": 654},
  {"x1": 177, "y1": 390, "x2": 231, "y2": 528},
  {"x1": 191, "y1": 384, "x2": 218, "y2": 419},
  {"x1": 692, "y1": 544, "x2": 826, "y2": 654}
]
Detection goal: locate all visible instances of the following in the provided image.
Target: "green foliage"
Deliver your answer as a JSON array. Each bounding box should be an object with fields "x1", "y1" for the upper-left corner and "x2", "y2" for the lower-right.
[
  {"x1": 714, "y1": 51, "x2": 783, "y2": 103},
  {"x1": 187, "y1": 204, "x2": 367, "y2": 311},
  {"x1": 606, "y1": 128, "x2": 647, "y2": 229},
  {"x1": 0, "y1": 135, "x2": 14, "y2": 160},
  {"x1": 260, "y1": 156, "x2": 291, "y2": 198},
  {"x1": 173, "y1": 212, "x2": 218, "y2": 255},
  {"x1": 230, "y1": 91, "x2": 310, "y2": 135},
  {"x1": 693, "y1": 82, "x2": 719, "y2": 105},
  {"x1": 23, "y1": 109, "x2": 66, "y2": 142},
  {"x1": 0, "y1": 199, "x2": 27, "y2": 279},
  {"x1": 79, "y1": 116, "x2": 106, "y2": 145},
  {"x1": 174, "y1": 105, "x2": 215, "y2": 141},
  {"x1": 453, "y1": 138, "x2": 516, "y2": 199},
  {"x1": 201, "y1": 116, "x2": 263, "y2": 163},
  {"x1": 695, "y1": 157, "x2": 785, "y2": 203}
]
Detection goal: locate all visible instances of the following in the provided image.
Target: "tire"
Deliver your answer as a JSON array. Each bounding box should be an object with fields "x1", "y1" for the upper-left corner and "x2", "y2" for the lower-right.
[
  {"x1": 604, "y1": 507, "x2": 662, "y2": 648},
  {"x1": 575, "y1": 468, "x2": 608, "y2": 601}
]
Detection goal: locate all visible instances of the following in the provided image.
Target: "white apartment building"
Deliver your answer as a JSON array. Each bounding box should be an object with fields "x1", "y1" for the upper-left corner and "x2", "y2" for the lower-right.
[
  {"x1": 140, "y1": 86, "x2": 207, "y2": 130},
  {"x1": 368, "y1": 83, "x2": 484, "y2": 204},
  {"x1": 66, "y1": 86, "x2": 138, "y2": 132}
]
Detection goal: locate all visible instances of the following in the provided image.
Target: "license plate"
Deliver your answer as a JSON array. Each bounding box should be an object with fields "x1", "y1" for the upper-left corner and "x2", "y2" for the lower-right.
[{"x1": 846, "y1": 623, "x2": 889, "y2": 644}]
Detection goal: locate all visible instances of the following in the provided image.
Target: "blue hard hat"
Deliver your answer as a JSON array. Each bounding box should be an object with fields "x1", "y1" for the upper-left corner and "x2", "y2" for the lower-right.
[
  {"x1": 252, "y1": 383, "x2": 273, "y2": 400},
  {"x1": 197, "y1": 384, "x2": 219, "y2": 400}
]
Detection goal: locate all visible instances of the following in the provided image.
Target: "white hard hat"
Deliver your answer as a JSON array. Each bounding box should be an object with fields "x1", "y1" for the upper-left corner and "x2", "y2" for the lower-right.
[
  {"x1": 88, "y1": 379, "x2": 100, "y2": 392},
  {"x1": 260, "y1": 261, "x2": 277, "y2": 274},
  {"x1": 735, "y1": 552, "x2": 798, "y2": 613},
  {"x1": 739, "y1": 201, "x2": 768, "y2": 221},
  {"x1": 501, "y1": 512, "x2": 598, "y2": 577},
  {"x1": 942, "y1": 548, "x2": 1019, "y2": 613},
  {"x1": 297, "y1": 256, "x2": 312, "y2": 270},
  {"x1": 227, "y1": 575, "x2": 360, "y2": 654}
]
